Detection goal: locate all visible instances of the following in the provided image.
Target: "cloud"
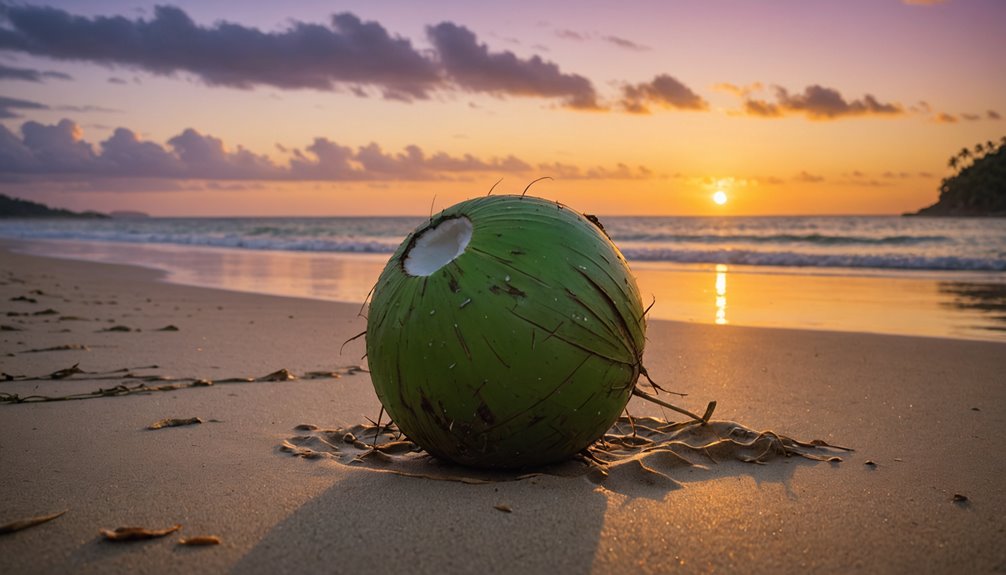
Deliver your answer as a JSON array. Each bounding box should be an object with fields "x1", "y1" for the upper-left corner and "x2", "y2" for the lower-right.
[
  {"x1": 793, "y1": 171, "x2": 825, "y2": 183},
  {"x1": 0, "y1": 63, "x2": 71, "y2": 82},
  {"x1": 535, "y1": 161, "x2": 653, "y2": 180},
  {"x1": 902, "y1": 0, "x2": 949, "y2": 4},
  {"x1": 933, "y1": 112, "x2": 958, "y2": 123},
  {"x1": 553, "y1": 29, "x2": 649, "y2": 51},
  {"x1": 601, "y1": 36, "x2": 650, "y2": 52},
  {"x1": 988, "y1": 110, "x2": 1002, "y2": 120},
  {"x1": 0, "y1": 5, "x2": 440, "y2": 100},
  {"x1": 0, "y1": 4, "x2": 605, "y2": 109},
  {"x1": 0, "y1": 119, "x2": 650, "y2": 184},
  {"x1": 0, "y1": 95, "x2": 49, "y2": 118},
  {"x1": 619, "y1": 74, "x2": 708, "y2": 114},
  {"x1": 427, "y1": 22, "x2": 600, "y2": 109},
  {"x1": 741, "y1": 85, "x2": 903, "y2": 120},
  {"x1": 713, "y1": 82, "x2": 764, "y2": 97}
]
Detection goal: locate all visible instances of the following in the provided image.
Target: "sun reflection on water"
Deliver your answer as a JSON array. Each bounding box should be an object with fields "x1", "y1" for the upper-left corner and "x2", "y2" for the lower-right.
[{"x1": 714, "y1": 264, "x2": 728, "y2": 325}]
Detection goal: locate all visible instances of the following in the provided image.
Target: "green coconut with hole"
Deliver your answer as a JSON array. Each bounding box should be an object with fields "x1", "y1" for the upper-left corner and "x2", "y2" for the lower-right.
[{"x1": 365, "y1": 194, "x2": 646, "y2": 468}]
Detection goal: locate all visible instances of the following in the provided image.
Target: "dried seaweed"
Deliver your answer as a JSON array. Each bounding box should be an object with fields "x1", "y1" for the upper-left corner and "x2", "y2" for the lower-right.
[
  {"x1": 0, "y1": 510, "x2": 66, "y2": 535},
  {"x1": 22, "y1": 344, "x2": 89, "y2": 353},
  {"x1": 493, "y1": 504, "x2": 512, "y2": 513},
  {"x1": 148, "y1": 417, "x2": 202, "y2": 430},
  {"x1": 99, "y1": 325, "x2": 132, "y2": 332},
  {"x1": 157, "y1": 325, "x2": 179, "y2": 332},
  {"x1": 100, "y1": 524, "x2": 181, "y2": 541},
  {"x1": 178, "y1": 535, "x2": 221, "y2": 546},
  {"x1": 0, "y1": 365, "x2": 364, "y2": 404}
]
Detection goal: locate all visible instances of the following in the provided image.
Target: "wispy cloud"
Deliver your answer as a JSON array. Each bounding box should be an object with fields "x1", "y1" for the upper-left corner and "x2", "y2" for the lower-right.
[
  {"x1": 0, "y1": 95, "x2": 48, "y2": 119},
  {"x1": 553, "y1": 29, "x2": 650, "y2": 51},
  {"x1": 0, "y1": 63, "x2": 71, "y2": 82},
  {"x1": 740, "y1": 85, "x2": 903, "y2": 120},
  {"x1": 0, "y1": 119, "x2": 655, "y2": 183},
  {"x1": 619, "y1": 74, "x2": 708, "y2": 114}
]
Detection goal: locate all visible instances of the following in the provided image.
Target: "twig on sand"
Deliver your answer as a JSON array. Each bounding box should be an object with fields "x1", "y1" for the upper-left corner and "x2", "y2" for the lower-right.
[{"x1": 631, "y1": 387, "x2": 716, "y2": 424}]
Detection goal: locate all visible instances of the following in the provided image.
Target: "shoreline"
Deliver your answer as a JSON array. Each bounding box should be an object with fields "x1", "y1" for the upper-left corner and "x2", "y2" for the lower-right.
[
  {"x1": 1, "y1": 245, "x2": 1004, "y2": 574},
  {"x1": 4, "y1": 237, "x2": 1006, "y2": 343}
]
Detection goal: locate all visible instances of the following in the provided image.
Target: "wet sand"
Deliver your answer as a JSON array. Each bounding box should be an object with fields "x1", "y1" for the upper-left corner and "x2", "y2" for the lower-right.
[{"x1": 1, "y1": 246, "x2": 1004, "y2": 574}]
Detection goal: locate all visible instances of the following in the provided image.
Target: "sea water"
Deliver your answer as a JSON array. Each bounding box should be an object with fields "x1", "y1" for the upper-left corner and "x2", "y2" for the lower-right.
[{"x1": 2, "y1": 215, "x2": 1005, "y2": 340}]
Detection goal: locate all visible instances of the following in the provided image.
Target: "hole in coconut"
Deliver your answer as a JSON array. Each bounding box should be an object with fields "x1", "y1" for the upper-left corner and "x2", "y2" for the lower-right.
[{"x1": 404, "y1": 217, "x2": 473, "y2": 277}]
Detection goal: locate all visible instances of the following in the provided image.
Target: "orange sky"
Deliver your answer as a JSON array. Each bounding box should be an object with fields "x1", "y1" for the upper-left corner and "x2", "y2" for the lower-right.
[{"x1": 0, "y1": 0, "x2": 1004, "y2": 216}]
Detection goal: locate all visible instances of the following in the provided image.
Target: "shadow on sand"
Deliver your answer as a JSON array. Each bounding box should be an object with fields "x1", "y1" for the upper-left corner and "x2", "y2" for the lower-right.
[{"x1": 230, "y1": 417, "x2": 846, "y2": 574}]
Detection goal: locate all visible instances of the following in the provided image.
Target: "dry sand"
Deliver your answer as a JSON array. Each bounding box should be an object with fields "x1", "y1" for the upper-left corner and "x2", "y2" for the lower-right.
[{"x1": 1, "y1": 244, "x2": 1004, "y2": 574}]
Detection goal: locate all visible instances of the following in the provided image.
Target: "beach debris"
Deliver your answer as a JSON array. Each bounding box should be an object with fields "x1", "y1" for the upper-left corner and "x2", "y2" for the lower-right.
[
  {"x1": 864, "y1": 460, "x2": 877, "y2": 467},
  {"x1": 157, "y1": 325, "x2": 179, "y2": 331},
  {"x1": 259, "y1": 368, "x2": 296, "y2": 381},
  {"x1": 952, "y1": 493, "x2": 969, "y2": 503},
  {"x1": 58, "y1": 316, "x2": 88, "y2": 321},
  {"x1": 148, "y1": 417, "x2": 203, "y2": 430},
  {"x1": 10, "y1": 295, "x2": 38, "y2": 303},
  {"x1": 22, "y1": 344, "x2": 89, "y2": 353},
  {"x1": 50, "y1": 363, "x2": 84, "y2": 379},
  {"x1": 493, "y1": 504, "x2": 513, "y2": 513},
  {"x1": 0, "y1": 365, "x2": 364, "y2": 404},
  {"x1": 99, "y1": 325, "x2": 132, "y2": 332},
  {"x1": 100, "y1": 524, "x2": 181, "y2": 541},
  {"x1": 366, "y1": 194, "x2": 658, "y2": 469},
  {"x1": 971, "y1": 407, "x2": 980, "y2": 411},
  {"x1": 0, "y1": 324, "x2": 22, "y2": 331},
  {"x1": 178, "y1": 535, "x2": 221, "y2": 546},
  {"x1": 33, "y1": 308, "x2": 59, "y2": 316},
  {"x1": 0, "y1": 510, "x2": 66, "y2": 535}
]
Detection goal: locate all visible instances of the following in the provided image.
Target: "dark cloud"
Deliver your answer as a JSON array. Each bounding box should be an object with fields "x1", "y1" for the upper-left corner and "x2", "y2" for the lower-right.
[
  {"x1": 988, "y1": 110, "x2": 1002, "y2": 120},
  {"x1": 107, "y1": 76, "x2": 127, "y2": 85},
  {"x1": 0, "y1": 119, "x2": 653, "y2": 185},
  {"x1": 743, "y1": 85, "x2": 903, "y2": 120},
  {"x1": 0, "y1": 94, "x2": 48, "y2": 118},
  {"x1": 0, "y1": 5, "x2": 607, "y2": 109},
  {"x1": 619, "y1": 74, "x2": 708, "y2": 114},
  {"x1": 0, "y1": 5, "x2": 440, "y2": 100},
  {"x1": 0, "y1": 63, "x2": 71, "y2": 82},
  {"x1": 427, "y1": 22, "x2": 600, "y2": 109}
]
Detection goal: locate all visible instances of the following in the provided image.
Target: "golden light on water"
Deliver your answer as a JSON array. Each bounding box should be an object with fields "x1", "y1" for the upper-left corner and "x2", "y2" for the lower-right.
[
  {"x1": 712, "y1": 263, "x2": 728, "y2": 323},
  {"x1": 713, "y1": 191, "x2": 728, "y2": 205}
]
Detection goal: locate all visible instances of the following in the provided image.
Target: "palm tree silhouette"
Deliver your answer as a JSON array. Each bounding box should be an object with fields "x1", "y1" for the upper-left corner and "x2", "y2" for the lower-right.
[
  {"x1": 948, "y1": 155, "x2": 959, "y2": 171},
  {"x1": 975, "y1": 142, "x2": 985, "y2": 156}
]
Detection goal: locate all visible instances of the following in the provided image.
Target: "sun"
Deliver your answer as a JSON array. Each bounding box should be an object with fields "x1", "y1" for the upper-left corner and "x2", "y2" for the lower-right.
[{"x1": 712, "y1": 190, "x2": 728, "y2": 205}]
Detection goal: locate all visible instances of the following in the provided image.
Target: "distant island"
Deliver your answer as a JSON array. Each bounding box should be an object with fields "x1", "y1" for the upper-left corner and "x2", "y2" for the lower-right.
[
  {"x1": 0, "y1": 193, "x2": 108, "y2": 219},
  {"x1": 908, "y1": 136, "x2": 1006, "y2": 217}
]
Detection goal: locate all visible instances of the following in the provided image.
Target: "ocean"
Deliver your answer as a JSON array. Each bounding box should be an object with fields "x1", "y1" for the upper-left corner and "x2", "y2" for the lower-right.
[{"x1": 2, "y1": 215, "x2": 1005, "y2": 340}]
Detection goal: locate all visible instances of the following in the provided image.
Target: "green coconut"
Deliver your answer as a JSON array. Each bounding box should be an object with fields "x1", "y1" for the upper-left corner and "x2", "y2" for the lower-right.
[{"x1": 365, "y1": 194, "x2": 646, "y2": 468}]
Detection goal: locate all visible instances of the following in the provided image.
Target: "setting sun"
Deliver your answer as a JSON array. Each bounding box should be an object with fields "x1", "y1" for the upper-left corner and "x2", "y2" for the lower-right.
[{"x1": 713, "y1": 191, "x2": 728, "y2": 205}]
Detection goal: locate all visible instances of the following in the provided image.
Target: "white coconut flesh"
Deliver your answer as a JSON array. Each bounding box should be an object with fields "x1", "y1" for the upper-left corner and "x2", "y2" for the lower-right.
[{"x1": 403, "y1": 216, "x2": 473, "y2": 277}]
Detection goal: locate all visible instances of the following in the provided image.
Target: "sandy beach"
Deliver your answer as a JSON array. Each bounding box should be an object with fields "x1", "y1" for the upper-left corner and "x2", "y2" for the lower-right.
[{"x1": 1, "y1": 244, "x2": 1004, "y2": 574}]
